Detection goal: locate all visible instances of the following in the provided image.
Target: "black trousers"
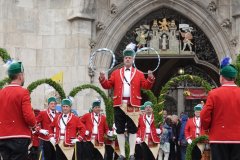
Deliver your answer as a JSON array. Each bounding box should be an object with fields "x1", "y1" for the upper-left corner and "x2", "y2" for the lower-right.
[
  {"x1": 82, "y1": 141, "x2": 103, "y2": 160},
  {"x1": 0, "y1": 138, "x2": 30, "y2": 160},
  {"x1": 43, "y1": 140, "x2": 56, "y2": 160},
  {"x1": 135, "y1": 143, "x2": 156, "y2": 160},
  {"x1": 105, "y1": 145, "x2": 119, "y2": 160},
  {"x1": 211, "y1": 143, "x2": 240, "y2": 160},
  {"x1": 192, "y1": 145, "x2": 202, "y2": 160},
  {"x1": 114, "y1": 107, "x2": 137, "y2": 134}
]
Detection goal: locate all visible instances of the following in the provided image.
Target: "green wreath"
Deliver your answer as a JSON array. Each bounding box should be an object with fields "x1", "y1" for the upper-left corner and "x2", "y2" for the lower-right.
[
  {"x1": 0, "y1": 48, "x2": 11, "y2": 88},
  {"x1": 27, "y1": 78, "x2": 66, "y2": 99},
  {"x1": 0, "y1": 48, "x2": 11, "y2": 63},
  {"x1": 68, "y1": 84, "x2": 114, "y2": 127},
  {"x1": 185, "y1": 135, "x2": 209, "y2": 160},
  {"x1": 234, "y1": 54, "x2": 240, "y2": 86},
  {"x1": 156, "y1": 74, "x2": 212, "y2": 125},
  {"x1": 0, "y1": 77, "x2": 10, "y2": 89}
]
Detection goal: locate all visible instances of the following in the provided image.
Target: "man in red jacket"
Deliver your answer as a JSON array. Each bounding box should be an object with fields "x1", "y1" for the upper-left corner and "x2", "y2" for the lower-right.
[
  {"x1": 35, "y1": 97, "x2": 59, "y2": 160},
  {"x1": 49, "y1": 98, "x2": 86, "y2": 160},
  {"x1": 81, "y1": 99, "x2": 110, "y2": 160},
  {"x1": 0, "y1": 61, "x2": 36, "y2": 160},
  {"x1": 136, "y1": 101, "x2": 160, "y2": 160},
  {"x1": 99, "y1": 43, "x2": 155, "y2": 160},
  {"x1": 200, "y1": 62, "x2": 240, "y2": 160},
  {"x1": 185, "y1": 104, "x2": 205, "y2": 160}
]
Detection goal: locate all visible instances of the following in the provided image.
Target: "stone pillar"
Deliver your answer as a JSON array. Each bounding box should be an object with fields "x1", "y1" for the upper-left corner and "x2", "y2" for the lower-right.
[
  {"x1": 177, "y1": 84, "x2": 185, "y2": 116},
  {"x1": 232, "y1": 0, "x2": 240, "y2": 54}
]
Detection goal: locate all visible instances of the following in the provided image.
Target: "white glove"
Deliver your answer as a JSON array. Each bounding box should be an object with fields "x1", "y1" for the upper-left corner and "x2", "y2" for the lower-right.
[
  {"x1": 107, "y1": 131, "x2": 113, "y2": 137},
  {"x1": 71, "y1": 138, "x2": 79, "y2": 144},
  {"x1": 49, "y1": 137, "x2": 56, "y2": 146},
  {"x1": 156, "y1": 128, "x2": 161, "y2": 135},
  {"x1": 85, "y1": 130, "x2": 90, "y2": 135},
  {"x1": 136, "y1": 137, "x2": 142, "y2": 143},
  {"x1": 39, "y1": 129, "x2": 49, "y2": 136},
  {"x1": 187, "y1": 139, "x2": 192, "y2": 144}
]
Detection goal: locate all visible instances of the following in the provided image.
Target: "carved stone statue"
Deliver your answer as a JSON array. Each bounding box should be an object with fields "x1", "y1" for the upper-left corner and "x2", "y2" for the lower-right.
[
  {"x1": 207, "y1": 1, "x2": 217, "y2": 13},
  {"x1": 160, "y1": 34, "x2": 169, "y2": 50},
  {"x1": 180, "y1": 29, "x2": 193, "y2": 52}
]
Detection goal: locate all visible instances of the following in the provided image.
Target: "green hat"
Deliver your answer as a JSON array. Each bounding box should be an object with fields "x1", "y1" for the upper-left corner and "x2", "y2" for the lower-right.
[
  {"x1": 220, "y1": 64, "x2": 237, "y2": 78},
  {"x1": 48, "y1": 97, "x2": 56, "y2": 104},
  {"x1": 194, "y1": 104, "x2": 202, "y2": 111},
  {"x1": 144, "y1": 101, "x2": 153, "y2": 108},
  {"x1": 140, "y1": 105, "x2": 145, "y2": 111},
  {"x1": 123, "y1": 49, "x2": 135, "y2": 57},
  {"x1": 61, "y1": 99, "x2": 72, "y2": 107},
  {"x1": 92, "y1": 99, "x2": 101, "y2": 108},
  {"x1": 8, "y1": 62, "x2": 24, "y2": 76}
]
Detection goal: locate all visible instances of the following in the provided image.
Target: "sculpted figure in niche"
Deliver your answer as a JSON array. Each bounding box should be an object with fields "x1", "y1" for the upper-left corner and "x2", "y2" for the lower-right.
[{"x1": 180, "y1": 29, "x2": 193, "y2": 52}]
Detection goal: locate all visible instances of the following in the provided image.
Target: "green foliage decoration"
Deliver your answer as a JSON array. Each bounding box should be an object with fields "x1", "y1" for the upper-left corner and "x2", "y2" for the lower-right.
[
  {"x1": 185, "y1": 135, "x2": 209, "y2": 160},
  {"x1": 68, "y1": 84, "x2": 114, "y2": 127},
  {"x1": 0, "y1": 77, "x2": 10, "y2": 89},
  {"x1": 27, "y1": 78, "x2": 66, "y2": 99},
  {"x1": 0, "y1": 48, "x2": 11, "y2": 63},
  {"x1": 156, "y1": 74, "x2": 212, "y2": 125}
]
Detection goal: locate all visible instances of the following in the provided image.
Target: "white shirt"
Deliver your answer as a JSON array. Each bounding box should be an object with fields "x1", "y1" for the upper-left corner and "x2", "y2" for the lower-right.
[
  {"x1": 92, "y1": 113, "x2": 99, "y2": 134},
  {"x1": 145, "y1": 114, "x2": 152, "y2": 134},
  {"x1": 123, "y1": 67, "x2": 131, "y2": 98},
  {"x1": 60, "y1": 113, "x2": 69, "y2": 137},
  {"x1": 195, "y1": 117, "x2": 200, "y2": 137}
]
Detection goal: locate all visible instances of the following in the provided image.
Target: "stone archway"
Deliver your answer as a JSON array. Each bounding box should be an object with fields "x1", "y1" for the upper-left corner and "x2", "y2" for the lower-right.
[{"x1": 95, "y1": 0, "x2": 231, "y2": 61}]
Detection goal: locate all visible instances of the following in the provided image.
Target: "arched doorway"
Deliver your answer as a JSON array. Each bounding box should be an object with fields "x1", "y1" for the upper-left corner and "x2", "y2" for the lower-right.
[{"x1": 93, "y1": 1, "x2": 230, "y2": 114}]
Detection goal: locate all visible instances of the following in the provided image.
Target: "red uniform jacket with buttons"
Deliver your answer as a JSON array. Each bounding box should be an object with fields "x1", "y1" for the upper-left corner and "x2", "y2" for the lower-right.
[
  {"x1": 137, "y1": 114, "x2": 160, "y2": 143},
  {"x1": 200, "y1": 84, "x2": 240, "y2": 143},
  {"x1": 81, "y1": 112, "x2": 109, "y2": 143},
  {"x1": 185, "y1": 117, "x2": 205, "y2": 140},
  {"x1": 0, "y1": 84, "x2": 36, "y2": 139},
  {"x1": 36, "y1": 109, "x2": 60, "y2": 141},
  {"x1": 99, "y1": 67, "x2": 155, "y2": 107},
  {"x1": 49, "y1": 113, "x2": 86, "y2": 146}
]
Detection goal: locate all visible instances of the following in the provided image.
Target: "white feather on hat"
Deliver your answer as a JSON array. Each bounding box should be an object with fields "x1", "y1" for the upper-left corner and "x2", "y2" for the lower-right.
[{"x1": 125, "y1": 42, "x2": 136, "y2": 51}]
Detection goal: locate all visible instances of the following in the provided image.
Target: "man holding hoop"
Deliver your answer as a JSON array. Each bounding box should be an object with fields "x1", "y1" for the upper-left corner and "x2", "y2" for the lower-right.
[{"x1": 99, "y1": 43, "x2": 155, "y2": 160}]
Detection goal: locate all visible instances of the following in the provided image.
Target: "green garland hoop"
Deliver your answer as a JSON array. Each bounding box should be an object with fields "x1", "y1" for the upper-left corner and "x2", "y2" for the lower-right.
[
  {"x1": 185, "y1": 135, "x2": 209, "y2": 160},
  {"x1": 0, "y1": 48, "x2": 11, "y2": 88},
  {"x1": 156, "y1": 74, "x2": 212, "y2": 125},
  {"x1": 0, "y1": 77, "x2": 10, "y2": 89},
  {"x1": 27, "y1": 78, "x2": 66, "y2": 99},
  {"x1": 0, "y1": 48, "x2": 11, "y2": 63},
  {"x1": 234, "y1": 54, "x2": 240, "y2": 86},
  {"x1": 68, "y1": 84, "x2": 113, "y2": 127}
]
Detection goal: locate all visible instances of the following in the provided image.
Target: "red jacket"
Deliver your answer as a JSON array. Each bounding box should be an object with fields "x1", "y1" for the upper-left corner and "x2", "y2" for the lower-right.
[
  {"x1": 81, "y1": 112, "x2": 109, "y2": 143},
  {"x1": 0, "y1": 84, "x2": 36, "y2": 139},
  {"x1": 200, "y1": 84, "x2": 240, "y2": 143},
  {"x1": 137, "y1": 114, "x2": 160, "y2": 143},
  {"x1": 185, "y1": 117, "x2": 205, "y2": 140},
  {"x1": 50, "y1": 113, "x2": 86, "y2": 146},
  {"x1": 36, "y1": 109, "x2": 60, "y2": 141},
  {"x1": 99, "y1": 67, "x2": 155, "y2": 107}
]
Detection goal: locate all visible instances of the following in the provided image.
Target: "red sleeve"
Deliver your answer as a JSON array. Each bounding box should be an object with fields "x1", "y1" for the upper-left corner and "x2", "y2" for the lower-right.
[
  {"x1": 36, "y1": 112, "x2": 43, "y2": 124},
  {"x1": 80, "y1": 114, "x2": 87, "y2": 124},
  {"x1": 99, "y1": 71, "x2": 115, "y2": 89},
  {"x1": 22, "y1": 89, "x2": 36, "y2": 127},
  {"x1": 184, "y1": 119, "x2": 191, "y2": 140},
  {"x1": 77, "y1": 118, "x2": 86, "y2": 140},
  {"x1": 200, "y1": 91, "x2": 214, "y2": 130},
  {"x1": 103, "y1": 116, "x2": 109, "y2": 134},
  {"x1": 139, "y1": 72, "x2": 155, "y2": 90},
  {"x1": 137, "y1": 116, "x2": 142, "y2": 138}
]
